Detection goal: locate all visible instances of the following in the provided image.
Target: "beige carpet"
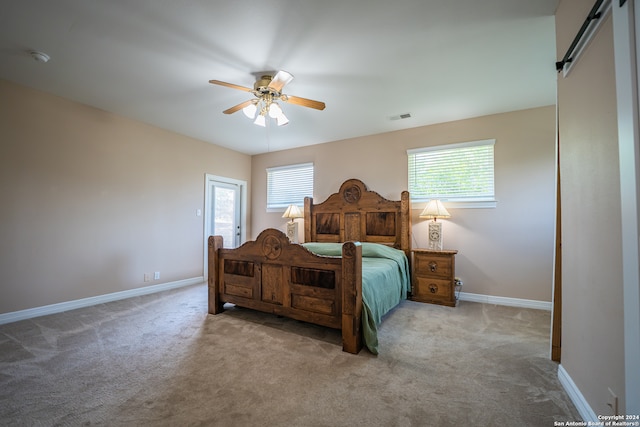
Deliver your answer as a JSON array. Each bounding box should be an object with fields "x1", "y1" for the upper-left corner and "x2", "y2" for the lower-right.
[{"x1": 0, "y1": 283, "x2": 580, "y2": 426}]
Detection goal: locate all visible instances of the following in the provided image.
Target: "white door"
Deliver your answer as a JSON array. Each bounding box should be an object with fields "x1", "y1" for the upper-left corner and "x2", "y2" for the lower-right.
[
  {"x1": 204, "y1": 174, "x2": 247, "y2": 278},
  {"x1": 211, "y1": 181, "x2": 241, "y2": 248}
]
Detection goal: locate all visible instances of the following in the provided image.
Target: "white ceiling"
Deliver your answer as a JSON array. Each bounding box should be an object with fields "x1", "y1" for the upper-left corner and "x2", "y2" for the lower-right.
[{"x1": 0, "y1": 0, "x2": 559, "y2": 155}]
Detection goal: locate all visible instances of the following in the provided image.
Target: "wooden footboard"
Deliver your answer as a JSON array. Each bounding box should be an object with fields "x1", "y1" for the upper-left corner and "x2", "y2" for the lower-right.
[{"x1": 208, "y1": 229, "x2": 363, "y2": 354}]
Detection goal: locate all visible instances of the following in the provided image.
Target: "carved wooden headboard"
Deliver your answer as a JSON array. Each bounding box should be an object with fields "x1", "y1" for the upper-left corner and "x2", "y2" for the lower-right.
[{"x1": 303, "y1": 179, "x2": 411, "y2": 257}]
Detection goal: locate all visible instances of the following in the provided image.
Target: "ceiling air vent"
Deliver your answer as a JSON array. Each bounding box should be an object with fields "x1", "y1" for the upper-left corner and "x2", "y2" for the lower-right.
[{"x1": 390, "y1": 113, "x2": 411, "y2": 121}]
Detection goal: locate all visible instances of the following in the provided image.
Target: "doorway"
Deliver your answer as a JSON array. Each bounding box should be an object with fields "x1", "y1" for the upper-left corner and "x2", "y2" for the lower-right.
[{"x1": 204, "y1": 174, "x2": 247, "y2": 279}]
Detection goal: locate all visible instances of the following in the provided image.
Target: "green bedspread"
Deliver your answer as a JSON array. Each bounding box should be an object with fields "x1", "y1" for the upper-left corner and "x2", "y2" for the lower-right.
[{"x1": 301, "y1": 242, "x2": 410, "y2": 354}]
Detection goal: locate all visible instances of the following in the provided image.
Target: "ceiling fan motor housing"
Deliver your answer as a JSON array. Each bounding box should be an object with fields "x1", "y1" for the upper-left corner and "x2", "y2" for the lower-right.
[{"x1": 254, "y1": 75, "x2": 276, "y2": 94}]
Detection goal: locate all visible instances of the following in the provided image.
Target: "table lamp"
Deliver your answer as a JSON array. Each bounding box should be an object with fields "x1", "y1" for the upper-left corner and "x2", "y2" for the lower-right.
[
  {"x1": 419, "y1": 200, "x2": 451, "y2": 250},
  {"x1": 282, "y1": 204, "x2": 303, "y2": 243}
]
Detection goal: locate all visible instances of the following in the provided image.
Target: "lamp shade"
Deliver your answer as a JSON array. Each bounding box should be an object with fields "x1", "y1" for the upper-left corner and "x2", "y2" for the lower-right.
[
  {"x1": 282, "y1": 204, "x2": 303, "y2": 220},
  {"x1": 276, "y1": 113, "x2": 289, "y2": 126},
  {"x1": 268, "y1": 102, "x2": 282, "y2": 118},
  {"x1": 242, "y1": 102, "x2": 257, "y2": 119},
  {"x1": 254, "y1": 114, "x2": 266, "y2": 127},
  {"x1": 419, "y1": 199, "x2": 451, "y2": 220}
]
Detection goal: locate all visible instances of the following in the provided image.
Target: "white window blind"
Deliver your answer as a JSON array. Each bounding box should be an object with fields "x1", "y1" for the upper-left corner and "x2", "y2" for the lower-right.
[
  {"x1": 408, "y1": 139, "x2": 495, "y2": 203},
  {"x1": 266, "y1": 163, "x2": 314, "y2": 210}
]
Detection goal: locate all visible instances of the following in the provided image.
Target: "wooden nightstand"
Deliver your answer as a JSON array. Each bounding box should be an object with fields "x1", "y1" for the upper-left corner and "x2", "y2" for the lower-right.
[{"x1": 411, "y1": 249, "x2": 458, "y2": 307}]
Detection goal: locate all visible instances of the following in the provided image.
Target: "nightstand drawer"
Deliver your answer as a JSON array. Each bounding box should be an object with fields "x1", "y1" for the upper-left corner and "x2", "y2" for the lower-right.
[
  {"x1": 414, "y1": 254, "x2": 453, "y2": 279},
  {"x1": 412, "y1": 277, "x2": 453, "y2": 302}
]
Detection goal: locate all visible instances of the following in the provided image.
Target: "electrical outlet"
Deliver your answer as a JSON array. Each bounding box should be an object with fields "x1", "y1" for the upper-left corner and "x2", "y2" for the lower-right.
[
  {"x1": 144, "y1": 273, "x2": 151, "y2": 282},
  {"x1": 607, "y1": 388, "x2": 619, "y2": 415},
  {"x1": 154, "y1": 271, "x2": 160, "y2": 280}
]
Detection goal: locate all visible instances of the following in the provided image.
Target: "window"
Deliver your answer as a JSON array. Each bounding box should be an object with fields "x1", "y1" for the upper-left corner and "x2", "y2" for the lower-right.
[
  {"x1": 407, "y1": 139, "x2": 495, "y2": 206},
  {"x1": 266, "y1": 163, "x2": 314, "y2": 210}
]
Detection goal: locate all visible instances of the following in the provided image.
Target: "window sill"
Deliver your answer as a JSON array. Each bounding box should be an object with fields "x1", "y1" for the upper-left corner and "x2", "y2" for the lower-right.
[{"x1": 411, "y1": 200, "x2": 497, "y2": 209}]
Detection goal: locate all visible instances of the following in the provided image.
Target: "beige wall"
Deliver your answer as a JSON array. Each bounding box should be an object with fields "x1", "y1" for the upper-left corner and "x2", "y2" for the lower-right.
[
  {"x1": 556, "y1": 0, "x2": 626, "y2": 415},
  {"x1": 0, "y1": 80, "x2": 252, "y2": 314},
  {"x1": 252, "y1": 106, "x2": 557, "y2": 302}
]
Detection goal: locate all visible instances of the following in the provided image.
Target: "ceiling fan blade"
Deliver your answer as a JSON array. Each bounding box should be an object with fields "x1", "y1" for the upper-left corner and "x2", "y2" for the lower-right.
[
  {"x1": 223, "y1": 100, "x2": 255, "y2": 115},
  {"x1": 209, "y1": 80, "x2": 253, "y2": 92},
  {"x1": 267, "y1": 70, "x2": 294, "y2": 92},
  {"x1": 282, "y1": 95, "x2": 326, "y2": 111}
]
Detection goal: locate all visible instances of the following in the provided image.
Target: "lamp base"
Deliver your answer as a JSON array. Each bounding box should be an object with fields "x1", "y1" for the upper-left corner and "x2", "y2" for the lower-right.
[
  {"x1": 427, "y1": 221, "x2": 443, "y2": 251},
  {"x1": 286, "y1": 221, "x2": 299, "y2": 243}
]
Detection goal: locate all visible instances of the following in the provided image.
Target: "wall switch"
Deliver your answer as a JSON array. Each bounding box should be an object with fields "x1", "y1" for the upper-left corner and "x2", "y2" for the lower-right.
[
  {"x1": 607, "y1": 388, "x2": 619, "y2": 415},
  {"x1": 196, "y1": 209, "x2": 202, "y2": 217},
  {"x1": 144, "y1": 273, "x2": 151, "y2": 282},
  {"x1": 154, "y1": 271, "x2": 160, "y2": 280}
]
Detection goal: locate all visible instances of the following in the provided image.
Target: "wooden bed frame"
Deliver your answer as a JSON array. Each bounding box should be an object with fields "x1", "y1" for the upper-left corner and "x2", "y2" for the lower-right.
[{"x1": 208, "y1": 179, "x2": 411, "y2": 354}]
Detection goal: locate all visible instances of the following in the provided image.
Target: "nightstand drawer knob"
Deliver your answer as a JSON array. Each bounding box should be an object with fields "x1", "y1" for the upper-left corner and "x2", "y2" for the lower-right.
[
  {"x1": 429, "y1": 283, "x2": 438, "y2": 293},
  {"x1": 428, "y1": 261, "x2": 438, "y2": 272}
]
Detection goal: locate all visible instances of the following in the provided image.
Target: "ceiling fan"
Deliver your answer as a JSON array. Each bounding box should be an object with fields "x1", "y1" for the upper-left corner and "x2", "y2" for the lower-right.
[{"x1": 209, "y1": 71, "x2": 326, "y2": 127}]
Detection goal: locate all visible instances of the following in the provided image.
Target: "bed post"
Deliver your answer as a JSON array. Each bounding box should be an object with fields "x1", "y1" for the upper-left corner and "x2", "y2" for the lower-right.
[
  {"x1": 208, "y1": 235, "x2": 224, "y2": 314},
  {"x1": 400, "y1": 190, "x2": 412, "y2": 257},
  {"x1": 304, "y1": 196, "x2": 312, "y2": 242},
  {"x1": 341, "y1": 241, "x2": 363, "y2": 354}
]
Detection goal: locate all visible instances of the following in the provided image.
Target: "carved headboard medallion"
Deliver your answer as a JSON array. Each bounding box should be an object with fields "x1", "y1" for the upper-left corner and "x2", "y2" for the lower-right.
[
  {"x1": 262, "y1": 235, "x2": 282, "y2": 259},
  {"x1": 343, "y1": 184, "x2": 362, "y2": 204}
]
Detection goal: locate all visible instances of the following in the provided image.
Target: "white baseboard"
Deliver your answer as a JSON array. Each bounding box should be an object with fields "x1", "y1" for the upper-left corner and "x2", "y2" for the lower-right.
[
  {"x1": 558, "y1": 364, "x2": 596, "y2": 422},
  {"x1": 458, "y1": 291, "x2": 552, "y2": 311},
  {"x1": 0, "y1": 277, "x2": 204, "y2": 325}
]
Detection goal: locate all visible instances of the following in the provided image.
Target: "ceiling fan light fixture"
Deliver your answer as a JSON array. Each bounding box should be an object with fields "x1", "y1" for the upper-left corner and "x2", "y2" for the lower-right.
[
  {"x1": 276, "y1": 113, "x2": 289, "y2": 127},
  {"x1": 242, "y1": 102, "x2": 257, "y2": 119},
  {"x1": 268, "y1": 102, "x2": 282, "y2": 118},
  {"x1": 254, "y1": 114, "x2": 266, "y2": 127},
  {"x1": 209, "y1": 70, "x2": 325, "y2": 128}
]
